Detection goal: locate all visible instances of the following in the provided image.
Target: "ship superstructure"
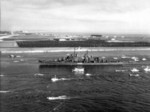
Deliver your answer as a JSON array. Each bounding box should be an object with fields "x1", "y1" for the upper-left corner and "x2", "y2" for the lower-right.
[{"x1": 39, "y1": 50, "x2": 124, "y2": 66}]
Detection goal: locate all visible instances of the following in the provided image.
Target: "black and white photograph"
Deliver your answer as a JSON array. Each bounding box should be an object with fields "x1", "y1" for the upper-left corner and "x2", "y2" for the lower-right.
[{"x1": 0, "y1": 0, "x2": 150, "y2": 112}]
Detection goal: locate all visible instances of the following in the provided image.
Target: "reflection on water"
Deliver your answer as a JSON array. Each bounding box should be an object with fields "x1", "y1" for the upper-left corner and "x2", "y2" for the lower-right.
[{"x1": 1, "y1": 61, "x2": 150, "y2": 112}]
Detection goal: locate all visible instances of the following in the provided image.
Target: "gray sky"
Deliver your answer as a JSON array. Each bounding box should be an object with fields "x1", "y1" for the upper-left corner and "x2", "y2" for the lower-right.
[{"x1": 1, "y1": 0, "x2": 150, "y2": 33}]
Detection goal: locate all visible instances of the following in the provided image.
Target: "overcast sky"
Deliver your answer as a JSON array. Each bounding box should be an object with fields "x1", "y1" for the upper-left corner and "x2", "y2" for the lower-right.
[{"x1": 1, "y1": 0, "x2": 150, "y2": 33}]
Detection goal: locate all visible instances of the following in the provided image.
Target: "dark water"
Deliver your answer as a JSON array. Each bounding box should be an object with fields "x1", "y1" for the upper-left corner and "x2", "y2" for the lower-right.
[{"x1": 1, "y1": 56, "x2": 150, "y2": 112}]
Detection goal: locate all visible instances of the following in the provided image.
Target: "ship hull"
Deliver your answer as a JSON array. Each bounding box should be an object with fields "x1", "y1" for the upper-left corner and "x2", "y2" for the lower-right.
[
  {"x1": 16, "y1": 40, "x2": 150, "y2": 47},
  {"x1": 39, "y1": 62, "x2": 125, "y2": 66}
]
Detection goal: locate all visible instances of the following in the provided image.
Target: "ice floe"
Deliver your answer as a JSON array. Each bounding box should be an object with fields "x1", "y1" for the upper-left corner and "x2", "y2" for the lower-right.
[
  {"x1": 72, "y1": 67, "x2": 84, "y2": 75},
  {"x1": 121, "y1": 55, "x2": 130, "y2": 59},
  {"x1": 47, "y1": 95, "x2": 70, "y2": 100},
  {"x1": 20, "y1": 59, "x2": 24, "y2": 61},
  {"x1": 129, "y1": 74, "x2": 140, "y2": 77},
  {"x1": 0, "y1": 91, "x2": 10, "y2": 93},
  {"x1": 85, "y1": 73, "x2": 92, "y2": 76},
  {"x1": 9, "y1": 55, "x2": 21, "y2": 58},
  {"x1": 72, "y1": 67, "x2": 84, "y2": 73},
  {"x1": 0, "y1": 74, "x2": 4, "y2": 77},
  {"x1": 131, "y1": 68, "x2": 139, "y2": 73},
  {"x1": 115, "y1": 69, "x2": 126, "y2": 72},
  {"x1": 113, "y1": 57, "x2": 118, "y2": 60},
  {"x1": 13, "y1": 60, "x2": 19, "y2": 63},
  {"x1": 51, "y1": 76, "x2": 60, "y2": 82},
  {"x1": 142, "y1": 58, "x2": 147, "y2": 61},
  {"x1": 144, "y1": 66, "x2": 150, "y2": 73},
  {"x1": 131, "y1": 57, "x2": 139, "y2": 61},
  {"x1": 51, "y1": 76, "x2": 71, "y2": 82},
  {"x1": 16, "y1": 55, "x2": 21, "y2": 58},
  {"x1": 9, "y1": 54, "x2": 16, "y2": 58},
  {"x1": 34, "y1": 73, "x2": 44, "y2": 76}
]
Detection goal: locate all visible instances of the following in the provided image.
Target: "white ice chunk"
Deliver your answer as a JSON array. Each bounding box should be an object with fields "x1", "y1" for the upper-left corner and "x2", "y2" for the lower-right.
[
  {"x1": 85, "y1": 73, "x2": 92, "y2": 76},
  {"x1": 129, "y1": 74, "x2": 139, "y2": 77},
  {"x1": 0, "y1": 74, "x2": 4, "y2": 77},
  {"x1": 131, "y1": 57, "x2": 139, "y2": 61},
  {"x1": 47, "y1": 95, "x2": 70, "y2": 100},
  {"x1": 131, "y1": 68, "x2": 139, "y2": 73},
  {"x1": 142, "y1": 58, "x2": 147, "y2": 61},
  {"x1": 115, "y1": 70, "x2": 126, "y2": 72},
  {"x1": 121, "y1": 55, "x2": 129, "y2": 59},
  {"x1": 113, "y1": 57, "x2": 118, "y2": 60},
  {"x1": 51, "y1": 76, "x2": 71, "y2": 82},
  {"x1": 16, "y1": 55, "x2": 21, "y2": 58},
  {"x1": 0, "y1": 91, "x2": 10, "y2": 93},
  {"x1": 144, "y1": 66, "x2": 150, "y2": 73},
  {"x1": 13, "y1": 60, "x2": 19, "y2": 63},
  {"x1": 34, "y1": 73, "x2": 44, "y2": 76}
]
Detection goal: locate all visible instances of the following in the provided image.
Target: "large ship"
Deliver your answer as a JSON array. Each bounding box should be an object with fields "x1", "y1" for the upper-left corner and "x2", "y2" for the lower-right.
[
  {"x1": 39, "y1": 50, "x2": 124, "y2": 66},
  {"x1": 16, "y1": 34, "x2": 150, "y2": 47}
]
